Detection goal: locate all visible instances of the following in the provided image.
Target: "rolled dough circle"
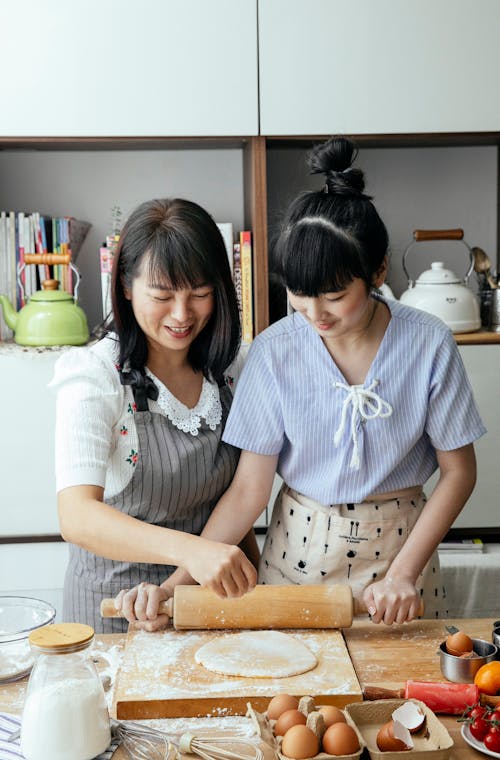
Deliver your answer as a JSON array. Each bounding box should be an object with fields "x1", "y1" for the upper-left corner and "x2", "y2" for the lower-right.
[{"x1": 194, "y1": 631, "x2": 318, "y2": 678}]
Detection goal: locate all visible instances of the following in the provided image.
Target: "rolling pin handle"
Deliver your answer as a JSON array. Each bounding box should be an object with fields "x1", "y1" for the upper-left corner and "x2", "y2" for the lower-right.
[
  {"x1": 100, "y1": 596, "x2": 174, "y2": 619},
  {"x1": 363, "y1": 686, "x2": 405, "y2": 701}
]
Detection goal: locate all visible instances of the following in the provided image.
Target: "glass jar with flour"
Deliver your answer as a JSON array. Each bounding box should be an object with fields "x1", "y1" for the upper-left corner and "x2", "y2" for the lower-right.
[{"x1": 20, "y1": 623, "x2": 111, "y2": 760}]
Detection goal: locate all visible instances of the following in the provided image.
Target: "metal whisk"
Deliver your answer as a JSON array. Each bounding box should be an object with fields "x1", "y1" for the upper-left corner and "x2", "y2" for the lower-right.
[
  {"x1": 178, "y1": 732, "x2": 264, "y2": 760},
  {"x1": 112, "y1": 720, "x2": 175, "y2": 760},
  {"x1": 111, "y1": 719, "x2": 264, "y2": 760}
]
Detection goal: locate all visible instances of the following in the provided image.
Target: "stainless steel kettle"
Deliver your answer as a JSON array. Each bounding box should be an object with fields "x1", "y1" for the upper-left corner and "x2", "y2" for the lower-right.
[{"x1": 399, "y1": 228, "x2": 481, "y2": 333}]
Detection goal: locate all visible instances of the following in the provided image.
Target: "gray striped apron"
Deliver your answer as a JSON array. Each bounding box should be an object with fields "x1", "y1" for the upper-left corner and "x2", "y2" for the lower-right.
[{"x1": 63, "y1": 376, "x2": 239, "y2": 633}]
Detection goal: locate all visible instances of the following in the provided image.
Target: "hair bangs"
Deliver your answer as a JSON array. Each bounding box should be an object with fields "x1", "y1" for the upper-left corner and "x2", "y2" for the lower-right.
[
  {"x1": 145, "y1": 229, "x2": 213, "y2": 290},
  {"x1": 281, "y1": 218, "x2": 366, "y2": 296}
]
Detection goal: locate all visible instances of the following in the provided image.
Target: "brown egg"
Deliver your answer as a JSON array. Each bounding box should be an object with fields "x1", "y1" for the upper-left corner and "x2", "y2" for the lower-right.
[
  {"x1": 446, "y1": 631, "x2": 474, "y2": 657},
  {"x1": 267, "y1": 694, "x2": 300, "y2": 720},
  {"x1": 282, "y1": 724, "x2": 319, "y2": 759},
  {"x1": 322, "y1": 722, "x2": 360, "y2": 755},
  {"x1": 376, "y1": 721, "x2": 411, "y2": 752},
  {"x1": 318, "y1": 705, "x2": 347, "y2": 728},
  {"x1": 274, "y1": 708, "x2": 307, "y2": 737}
]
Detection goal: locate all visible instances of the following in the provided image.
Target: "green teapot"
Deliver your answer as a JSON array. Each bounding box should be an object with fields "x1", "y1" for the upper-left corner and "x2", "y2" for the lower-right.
[{"x1": 0, "y1": 254, "x2": 89, "y2": 346}]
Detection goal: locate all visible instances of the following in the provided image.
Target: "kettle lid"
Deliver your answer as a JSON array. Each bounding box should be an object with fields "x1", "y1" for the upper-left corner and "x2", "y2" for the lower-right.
[
  {"x1": 415, "y1": 261, "x2": 461, "y2": 285},
  {"x1": 30, "y1": 289, "x2": 74, "y2": 303}
]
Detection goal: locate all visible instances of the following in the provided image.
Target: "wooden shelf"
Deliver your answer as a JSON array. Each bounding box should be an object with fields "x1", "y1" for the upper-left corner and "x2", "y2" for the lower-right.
[{"x1": 454, "y1": 329, "x2": 500, "y2": 344}]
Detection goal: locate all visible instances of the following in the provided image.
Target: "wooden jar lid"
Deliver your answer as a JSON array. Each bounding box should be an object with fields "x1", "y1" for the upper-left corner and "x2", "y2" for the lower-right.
[{"x1": 29, "y1": 623, "x2": 95, "y2": 652}]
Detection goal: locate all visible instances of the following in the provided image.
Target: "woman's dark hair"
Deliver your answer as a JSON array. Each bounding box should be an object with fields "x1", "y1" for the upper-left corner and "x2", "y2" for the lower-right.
[
  {"x1": 110, "y1": 198, "x2": 240, "y2": 384},
  {"x1": 275, "y1": 137, "x2": 389, "y2": 295}
]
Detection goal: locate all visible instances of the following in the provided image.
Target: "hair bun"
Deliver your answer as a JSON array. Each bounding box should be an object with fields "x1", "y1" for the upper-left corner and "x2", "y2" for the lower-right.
[{"x1": 308, "y1": 136, "x2": 366, "y2": 198}]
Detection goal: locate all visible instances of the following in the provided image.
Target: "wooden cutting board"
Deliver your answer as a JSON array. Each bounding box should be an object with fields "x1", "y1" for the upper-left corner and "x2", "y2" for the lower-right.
[
  {"x1": 112, "y1": 628, "x2": 362, "y2": 719},
  {"x1": 343, "y1": 617, "x2": 494, "y2": 691}
]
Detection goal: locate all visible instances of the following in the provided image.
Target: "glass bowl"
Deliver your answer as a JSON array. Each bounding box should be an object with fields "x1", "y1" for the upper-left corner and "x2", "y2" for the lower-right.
[{"x1": 0, "y1": 596, "x2": 56, "y2": 683}]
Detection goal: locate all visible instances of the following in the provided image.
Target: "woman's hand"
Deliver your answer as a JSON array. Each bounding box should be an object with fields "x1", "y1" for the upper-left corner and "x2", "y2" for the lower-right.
[
  {"x1": 184, "y1": 538, "x2": 258, "y2": 598},
  {"x1": 114, "y1": 583, "x2": 172, "y2": 632},
  {"x1": 362, "y1": 575, "x2": 421, "y2": 625}
]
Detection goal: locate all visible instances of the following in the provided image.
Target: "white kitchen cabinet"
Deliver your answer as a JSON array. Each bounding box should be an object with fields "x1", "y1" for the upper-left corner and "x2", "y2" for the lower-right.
[
  {"x1": 1, "y1": 0, "x2": 258, "y2": 137},
  {"x1": 454, "y1": 344, "x2": 500, "y2": 528},
  {"x1": 424, "y1": 343, "x2": 500, "y2": 529},
  {"x1": 0, "y1": 344, "x2": 65, "y2": 537},
  {"x1": 259, "y1": 0, "x2": 500, "y2": 135}
]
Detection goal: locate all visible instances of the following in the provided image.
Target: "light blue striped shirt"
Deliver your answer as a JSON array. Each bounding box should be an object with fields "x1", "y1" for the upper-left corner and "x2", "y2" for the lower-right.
[{"x1": 222, "y1": 298, "x2": 486, "y2": 504}]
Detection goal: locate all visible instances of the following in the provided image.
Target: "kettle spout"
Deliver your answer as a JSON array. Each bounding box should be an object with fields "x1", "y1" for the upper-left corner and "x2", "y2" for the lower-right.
[{"x1": 0, "y1": 295, "x2": 18, "y2": 332}]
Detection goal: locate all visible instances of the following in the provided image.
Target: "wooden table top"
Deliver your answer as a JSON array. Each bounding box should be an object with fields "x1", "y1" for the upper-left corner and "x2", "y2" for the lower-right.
[{"x1": 1, "y1": 619, "x2": 496, "y2": 759}]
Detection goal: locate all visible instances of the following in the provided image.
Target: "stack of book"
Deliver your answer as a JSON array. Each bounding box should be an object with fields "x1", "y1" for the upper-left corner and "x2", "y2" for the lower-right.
[{"x1": 217, "y1": 223, "x2": 254, "y2": 346}]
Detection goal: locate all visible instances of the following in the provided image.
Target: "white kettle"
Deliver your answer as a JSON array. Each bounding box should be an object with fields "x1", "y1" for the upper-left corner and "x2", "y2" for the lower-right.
[{"x1": 399, "y1": 228, "x2": 481, "y2": 333}]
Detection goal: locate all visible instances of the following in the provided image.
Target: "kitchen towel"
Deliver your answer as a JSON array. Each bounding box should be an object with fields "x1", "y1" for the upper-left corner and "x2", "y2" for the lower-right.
[{"x1": 0, "y1": 712, "x2": 118, "y2": 759}]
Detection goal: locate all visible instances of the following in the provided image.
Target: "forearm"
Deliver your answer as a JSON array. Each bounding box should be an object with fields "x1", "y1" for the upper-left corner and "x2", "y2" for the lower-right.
[
  {"x1": 388, "y1": 445, "x2": 476, "y2": 582},
  {"x1": 58, "y1": 485, "x2": 198, "y2": 568},
  {"x1": 201, "y1": 492, "x2": 263, "y2": 545},
  {"x1": 200, "y1": 451, "x2": 278, "y2": 546}
]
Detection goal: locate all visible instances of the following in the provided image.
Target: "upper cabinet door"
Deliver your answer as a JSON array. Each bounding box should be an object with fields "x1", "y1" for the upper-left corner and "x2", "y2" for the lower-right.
[
  {"x1": 2, "y1": 0, "x2": 258, "y2": 137},
  {"x1": 259, "y1": 0, "x2": 500, "y2": 135}
]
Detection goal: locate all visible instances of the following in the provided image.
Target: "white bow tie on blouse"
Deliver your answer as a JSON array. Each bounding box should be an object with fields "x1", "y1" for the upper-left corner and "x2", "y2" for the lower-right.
[{"x1": 333, "y1": 379, "x2": 393, "y2": 469}]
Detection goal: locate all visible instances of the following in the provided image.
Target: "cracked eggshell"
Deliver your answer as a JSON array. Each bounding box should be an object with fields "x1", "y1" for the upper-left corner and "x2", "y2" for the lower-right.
[
  {"x1": 345, "y1": 698, "x2": 454, "y2": 760},
  {"x1": 376, "y1": 720, "x2": 413, "y2": 752},
  {"x1": 392, "y1": 703, "x2": 426, "y2": 733}
]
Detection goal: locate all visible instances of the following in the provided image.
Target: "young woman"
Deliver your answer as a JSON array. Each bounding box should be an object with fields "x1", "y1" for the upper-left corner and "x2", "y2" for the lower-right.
[
  {"x1": 51, "y1": 198, "x2": 257, "y2": 633},
  {"x1": 171, "y1": 136, "x2": 485, "y2": 626}
]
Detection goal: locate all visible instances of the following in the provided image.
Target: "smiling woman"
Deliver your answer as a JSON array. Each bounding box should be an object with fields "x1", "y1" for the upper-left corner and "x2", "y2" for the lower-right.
[{"x1": 49, "y1": 198, "x2": 258, "y2": 633}]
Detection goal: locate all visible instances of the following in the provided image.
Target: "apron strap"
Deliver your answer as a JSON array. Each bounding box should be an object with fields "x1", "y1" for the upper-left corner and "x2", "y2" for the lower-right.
[{"x1": 119, "y1": 367, "x2": 159, "y2": 411}]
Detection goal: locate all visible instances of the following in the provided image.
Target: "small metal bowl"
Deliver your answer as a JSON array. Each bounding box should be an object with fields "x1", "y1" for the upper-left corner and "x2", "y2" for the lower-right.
[
  {"x1": 439, "y1": 638, "x2": 498, "y2": 683},
  {"x1": 493, "y1": 627, "x2": 500, "y2": 652}
]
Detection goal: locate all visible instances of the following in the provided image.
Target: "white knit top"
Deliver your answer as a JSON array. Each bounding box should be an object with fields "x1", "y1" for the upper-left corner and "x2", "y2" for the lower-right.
[{"x1": 49, "y1": 335, "x2": 242, "y2": 497}]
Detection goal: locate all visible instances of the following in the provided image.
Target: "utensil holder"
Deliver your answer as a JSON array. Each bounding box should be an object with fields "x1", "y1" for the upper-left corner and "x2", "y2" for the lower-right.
[{"x1": 490, "y1": 290, "x2": 500, "y2": 332}]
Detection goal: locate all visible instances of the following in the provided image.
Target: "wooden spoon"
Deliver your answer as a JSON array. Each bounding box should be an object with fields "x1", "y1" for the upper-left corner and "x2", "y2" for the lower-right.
[{"x1": 472, "y1": 246, "x2": 498, "y2": 289}]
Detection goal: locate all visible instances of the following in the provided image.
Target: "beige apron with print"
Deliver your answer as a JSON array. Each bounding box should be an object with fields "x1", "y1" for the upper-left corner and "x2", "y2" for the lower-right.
[{"x1": 259, "y1": 485, "x2": 445, "y2": 618}]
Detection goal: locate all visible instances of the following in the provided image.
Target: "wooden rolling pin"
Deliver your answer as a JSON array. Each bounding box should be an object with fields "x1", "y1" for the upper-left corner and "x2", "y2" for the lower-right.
[
  {"x1": 101, "y1": 584, "x2": 425, "y2": 629},
  {"x1": 100, "y1": 584, "x2": 354, "y2": 629}
]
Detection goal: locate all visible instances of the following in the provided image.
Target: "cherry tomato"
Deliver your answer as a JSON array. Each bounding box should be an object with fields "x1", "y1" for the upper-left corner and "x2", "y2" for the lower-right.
[
  {"x1": 489, "y1": 708, "x2": 500, "y2": 724},
  {"x1": 468, "y1": 706, "x2": 488, "y2": 721},
  {"x1": 484, "y1": 727, "x2": 500, "y2": 754},
  {"x1": 470, "y1": 717, "x2": 490, "y2": 741}
]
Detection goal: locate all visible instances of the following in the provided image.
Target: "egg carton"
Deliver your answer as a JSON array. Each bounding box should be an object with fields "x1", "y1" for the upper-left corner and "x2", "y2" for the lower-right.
[
  {"x1": 246, "y1": 696, "x2": 365, "y2": 760},
  {"x1": 344, "y1": 699, "x2": 453, "y2": 760}
]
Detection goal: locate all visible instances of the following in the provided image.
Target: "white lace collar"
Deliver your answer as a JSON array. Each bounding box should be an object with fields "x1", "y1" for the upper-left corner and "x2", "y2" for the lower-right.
[{"x1": 145, "y1": 370, "x2": 222, "y2": 436}]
